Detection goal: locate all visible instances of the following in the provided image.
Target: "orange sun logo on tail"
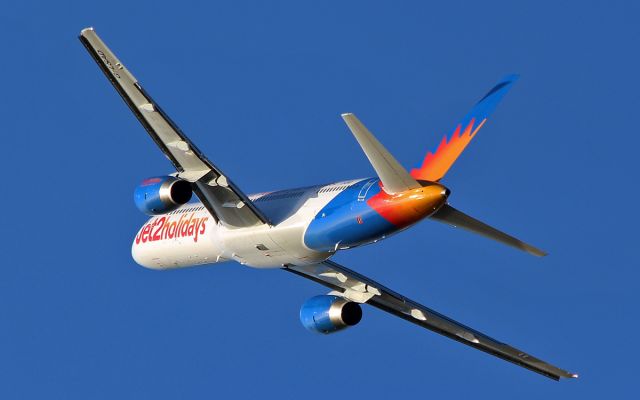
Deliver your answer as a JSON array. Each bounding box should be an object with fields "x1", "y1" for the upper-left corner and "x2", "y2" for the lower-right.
[
  {"x1": 409, "y1": 74, "x2": 520, "y2": 182},
  {"x1": 410, "y1": 117, "x2": 486, "y2": 182}
]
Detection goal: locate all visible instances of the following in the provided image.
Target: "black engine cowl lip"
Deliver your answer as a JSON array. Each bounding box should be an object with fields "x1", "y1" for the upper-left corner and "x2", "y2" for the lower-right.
[
  {"x1": 159, "y1": 178, "x2": 192, "y2": 206},
  {"x1": 168, "y1": 179, "x2": 193, "y2": 205},
  {"x1": 341, "y1": 301, "x2": 363, "y2": 326}
]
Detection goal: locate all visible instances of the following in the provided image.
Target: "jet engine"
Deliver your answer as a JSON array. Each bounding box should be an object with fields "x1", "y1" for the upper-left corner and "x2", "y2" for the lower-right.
[
  {"x1": 299, "y1": 295, "x2": 362, "y2": 334},
  {"x1": 134, "y1": 176, "x2": 192, "y2": 215}
]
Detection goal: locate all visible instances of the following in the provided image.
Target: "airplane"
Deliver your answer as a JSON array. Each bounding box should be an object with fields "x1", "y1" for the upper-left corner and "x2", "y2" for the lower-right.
[{"x1": 79, "y1": 27, "x2": 577, "y2": 381}]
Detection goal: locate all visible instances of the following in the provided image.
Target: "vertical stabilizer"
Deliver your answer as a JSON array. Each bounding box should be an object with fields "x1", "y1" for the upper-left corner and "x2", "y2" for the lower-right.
[{"x1": 411, "y1": 75, "x2": 519, "y2": 182}]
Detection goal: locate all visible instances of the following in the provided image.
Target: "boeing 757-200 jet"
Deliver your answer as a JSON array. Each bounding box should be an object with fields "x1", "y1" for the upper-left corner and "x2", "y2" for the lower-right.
[{"x1": 79, "y1": 27, "x2": 577, "y2": 380}]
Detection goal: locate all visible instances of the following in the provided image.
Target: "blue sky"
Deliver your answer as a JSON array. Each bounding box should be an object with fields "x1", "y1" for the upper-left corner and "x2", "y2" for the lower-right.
[{"x1": 1, "y1": 0, "x2": 638, "y2": 398}]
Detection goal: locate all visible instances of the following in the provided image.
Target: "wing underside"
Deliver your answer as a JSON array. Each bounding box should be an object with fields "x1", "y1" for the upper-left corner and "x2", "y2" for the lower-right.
[
  {"x1": 79, "y1": 27, "x2": 269, "y2": 228},
  {"x1": 286, "y1": 260, "x2": 576, "y2": 380}
]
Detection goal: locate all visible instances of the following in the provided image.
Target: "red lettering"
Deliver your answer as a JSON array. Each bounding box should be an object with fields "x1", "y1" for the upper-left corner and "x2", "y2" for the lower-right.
[
  {"x1": 135, "y1": 214, "x2": 212, "y2": 244},
  {"x1": 187, "y1": 219, "x2": 195, "y2": 237},
  {"x1": 181, "y1": 214, "x2": 192, "y2": 236},
  {"x1": 147, "y1": 219, "x2": 157, "y2": 242},
  {"x1": 199, "y1": 218, "x2": 207, "y2": 235},
  {"x1": 152, "y1": 217, "x2": 165, "y2": 241},
  {"x1": 141, "y1": 224, "x2": 151, "y2": 243},
  {"x1": 168, "y1": 220, "x2": 177, "y2": 238},
  {"x1": 176, "y1": 214, "x2": 185, "y2": 238},
  {"x1": 162, "y1": 216, "x2": 171, "y2": 239},
  {"x1": 193, "y1": 219, "x2": 202, "y2": 242}
]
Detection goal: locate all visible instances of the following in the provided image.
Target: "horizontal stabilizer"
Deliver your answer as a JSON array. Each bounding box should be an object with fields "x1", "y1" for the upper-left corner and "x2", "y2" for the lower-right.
[
  {"x1": 341, "y1": 113, "x2": 421, "y2": 193},
  {"x1": 430, "y1": 204, "x2": 547, "y2": 257}
]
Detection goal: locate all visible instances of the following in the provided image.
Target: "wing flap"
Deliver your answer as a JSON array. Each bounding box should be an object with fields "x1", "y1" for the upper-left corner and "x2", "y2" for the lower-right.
[{"x1": 286, "y1": 260, "x2": 576, "y2": 380}]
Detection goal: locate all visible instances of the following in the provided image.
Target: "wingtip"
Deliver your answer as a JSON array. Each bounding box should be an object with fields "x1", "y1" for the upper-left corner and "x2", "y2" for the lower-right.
[
  {"x1": 533, "y1": 249, "x2": 548, "y2": 257},
  {"x1": 560, "y1": 372, "x2": 579, "y2": 379},
  {"x1": 341, "y1": 112, "x2": 354, "y2": 118},
  {"x1": 523, "y1": 244, "x2": 547, "y2": 257},
  {"x1": 80, "y1": 26, "x2": 94, "y2": 36}
]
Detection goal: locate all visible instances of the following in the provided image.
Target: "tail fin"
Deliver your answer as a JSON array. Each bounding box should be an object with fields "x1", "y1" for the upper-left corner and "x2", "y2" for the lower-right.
[
  {"x1": 411, "y1": 75, "x2": 519, "y2": 182},
  {"x1": 430, "y1": 204, "x2": 546, "y2": 257}
]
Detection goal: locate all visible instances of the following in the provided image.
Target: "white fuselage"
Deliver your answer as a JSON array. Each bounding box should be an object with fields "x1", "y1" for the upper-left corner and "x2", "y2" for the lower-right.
[{"x1": 132, "y1": 179, "x2": 364, "y2": 270}]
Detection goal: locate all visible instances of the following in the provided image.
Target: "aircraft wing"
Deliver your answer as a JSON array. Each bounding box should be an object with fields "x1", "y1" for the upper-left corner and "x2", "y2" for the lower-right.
[
  {"x1": 286, "y1": 260, "x2": 576, "y2": 380},
  {"x1": 79, "y1": 28, "x2": 269, "y2": 228}
]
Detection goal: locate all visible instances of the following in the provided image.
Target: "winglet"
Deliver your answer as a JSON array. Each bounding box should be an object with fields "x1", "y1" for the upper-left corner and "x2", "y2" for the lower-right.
[
  {"x1": 342, "y1": 113, "x2": 420, "y2": 193},
  {"x1": 411, "y1": 74, "x2": 519, "y2": 182}
]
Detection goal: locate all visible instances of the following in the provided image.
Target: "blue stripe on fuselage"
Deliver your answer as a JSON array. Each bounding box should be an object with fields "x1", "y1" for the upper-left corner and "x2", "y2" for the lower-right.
[{"x1": 303, "y1": 178, "x2": 396, "y2": 252}]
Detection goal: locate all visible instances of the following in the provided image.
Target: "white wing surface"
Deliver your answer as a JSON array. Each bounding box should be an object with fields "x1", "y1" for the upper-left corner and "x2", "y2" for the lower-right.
[
  {"x1": 79, "y1": 28, "x2": 269, "y2": 228},
  {"x1": 286, "y1": 260, "x2": 576, "y2": 380}
]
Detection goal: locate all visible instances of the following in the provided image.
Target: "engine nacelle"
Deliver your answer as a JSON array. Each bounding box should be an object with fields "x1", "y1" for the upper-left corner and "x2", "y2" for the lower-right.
[
  {"x1": 134, "y1": 176, "x2": 193, "y2": 215},
  {"x1": 299, "y1": 295, "x2": 362, "y2": 334}
]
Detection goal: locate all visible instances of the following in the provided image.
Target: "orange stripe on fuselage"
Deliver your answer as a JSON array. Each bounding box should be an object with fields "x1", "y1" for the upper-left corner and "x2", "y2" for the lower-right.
[{"x1": 367, "y1": 183, "x2": 448, "y2": 228}]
